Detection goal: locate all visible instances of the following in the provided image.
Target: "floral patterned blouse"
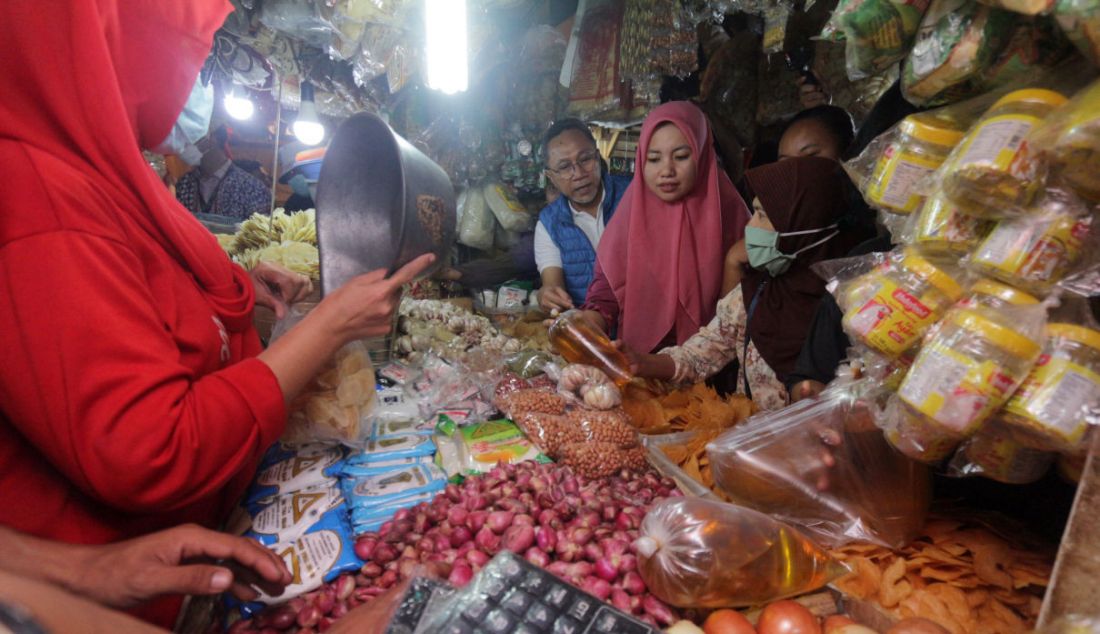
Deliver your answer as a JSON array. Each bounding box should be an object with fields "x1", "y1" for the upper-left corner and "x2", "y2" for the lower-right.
[{"x1": 660, "y1": 286, "x2": 790, "y2": 412}]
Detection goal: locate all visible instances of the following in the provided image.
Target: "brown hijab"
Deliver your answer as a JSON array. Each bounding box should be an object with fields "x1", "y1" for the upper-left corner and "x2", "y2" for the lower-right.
[{"x1": 741, "y1": 156, "x2": 872, "y2": 381}]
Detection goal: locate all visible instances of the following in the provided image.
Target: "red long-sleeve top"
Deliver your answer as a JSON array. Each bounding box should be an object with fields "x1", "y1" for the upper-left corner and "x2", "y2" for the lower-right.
[{"x1": 0, "y1": 0, "x2": 286, "y2": 625}]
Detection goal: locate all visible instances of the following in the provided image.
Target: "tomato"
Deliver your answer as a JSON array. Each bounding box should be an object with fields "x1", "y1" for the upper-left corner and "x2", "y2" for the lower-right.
[
  {"x1": 703, "y1": 609, "x2": 757, "y2": 634},
  {"x1": 757, "y1": 601, "x2": 822, "y2": 634}
]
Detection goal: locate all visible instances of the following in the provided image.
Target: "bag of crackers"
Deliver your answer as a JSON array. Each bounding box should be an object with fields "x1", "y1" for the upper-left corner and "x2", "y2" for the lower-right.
[{"x1": 274, "y1": 306, "x2": 378, "y2": 446}]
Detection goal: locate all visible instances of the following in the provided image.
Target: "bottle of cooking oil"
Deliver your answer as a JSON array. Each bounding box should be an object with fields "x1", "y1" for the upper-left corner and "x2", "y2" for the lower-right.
[{"x1": 548, "y1": 310, "x2": 633, "y2": 386}]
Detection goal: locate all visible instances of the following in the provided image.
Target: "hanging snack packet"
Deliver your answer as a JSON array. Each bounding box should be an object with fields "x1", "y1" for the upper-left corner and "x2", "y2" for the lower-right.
[
  {"x1": 824, "y1": 0, "x2": 933, "y2": 80},
  {"x1": 902, "y1": 0, "x2": 1019, "y2": 107},
  {"x1": 1054, "y1": 0, "x2": 1100, "y2": 66}
]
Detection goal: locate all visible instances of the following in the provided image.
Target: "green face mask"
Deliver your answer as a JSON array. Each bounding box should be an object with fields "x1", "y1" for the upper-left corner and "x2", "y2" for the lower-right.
[{"x1": 745, "y1": 224, "x2": 839, "y2": 277}]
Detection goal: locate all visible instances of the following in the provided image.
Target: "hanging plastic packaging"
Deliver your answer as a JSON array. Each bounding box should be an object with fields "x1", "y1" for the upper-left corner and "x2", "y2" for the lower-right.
[
  {"x1": 707, "y1": 380, "x2": 931, "y2": 548},
  {"x1": 862, "y1": 115, "x2": 966, "y2": 215},
  {"x1": 1014, "y1": 77, "x2": 1100, "y2": 204},
  {"x1": 634, "y1": 497, "x2": 846, "y2": 608},
  {"x1": 837, "y1": 249, "x2": 965, "y2": 359},
  {"x1": 457, "y1": 186, "x2": 496, "y2": 251},
  {"x1": 940, "y1": 88, "x2": 1069, "y2": 216},
  {"x1": 967, "y1": 193, "x2": 1094, "y2": 294},
  {"x1": 1001, "y1": 323, "x2": 1100, "y2": 451},
  {"x1": 947, "y1": 418, "x2": 1054, "y2": 483},
  {"x1": 906, "y1": 190, "x2": 995, "y2": 256},
  {"x1": 886, "y1": 306, "x2": 1044, "y2": 462},
  {"x1": 902, "y1": 0, "x2": 1019, "y2": 107},
  {"x1": 1055, "y1": 0, "x2": 1100, "y2": 66},
  {"x1": 483, "y1": 182, "x2": 535, "y2": 233},
  {"x1": 823, "y1": 0, "x2": 933, "y2": 80}
]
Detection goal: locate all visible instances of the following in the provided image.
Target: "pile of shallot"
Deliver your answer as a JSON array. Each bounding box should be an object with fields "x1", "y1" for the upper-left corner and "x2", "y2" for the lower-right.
[{"x1": 229, "y1": 461, "x2": 684, "y2": 632}]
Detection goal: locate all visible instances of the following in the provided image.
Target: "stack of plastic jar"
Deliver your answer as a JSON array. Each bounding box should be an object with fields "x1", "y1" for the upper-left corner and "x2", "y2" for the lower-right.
[
  {"x1": 911, "y1": 191, "x2": 993, "y2": 256},
  {"x1": 841, "y1": 250, "x2": 964, "y2": 359},
  {"x1": 865, "y1": 115, "x2": 965, "y2": 215},
  {"x1": 1001, "y1": 323, "x2": 1100, "y2": 453},
  {"x1": 888, "y1": 309, "x2": 1041, "y2": 462},
  {"x1": 942, "y1": 89, "x2": 1069, "y2": 215},
  {"x1": 968, "y1": 199, "x2": 1091, "y2": 294}
]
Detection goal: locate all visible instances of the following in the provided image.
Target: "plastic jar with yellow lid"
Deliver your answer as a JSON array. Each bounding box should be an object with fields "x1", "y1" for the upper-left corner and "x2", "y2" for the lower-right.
[
  {"x1": 958, "y1": 278, "x2": 1040, "y2": 311},
  {"x1": 841, "y1": 251, "x2": 964, "y2": 359},
  {"x1": 968, "y1": 200, "x2": 1092, "y2": 294},
  {"x1": 942, "y1": 89, "x2": 1069, "y2": 216},
  {"x1": 1002, "y1": 323, "x2": 1100, "y2": 452},
  {"x1": 911, "y1": 191, "x2": 993, "y2": 256},
  {"x1": 1041, "y1": 80, "x2": 1100, "y2": 204},
  {"x1": 948, "y1": 418, "x2": 1054, "y2": 485},
  {"x1": 887, "y1": 309, "x2": 1041, "y2": 462},
  {"x1": 865, "y1": 116, "x2": 965, "y2": 215}
]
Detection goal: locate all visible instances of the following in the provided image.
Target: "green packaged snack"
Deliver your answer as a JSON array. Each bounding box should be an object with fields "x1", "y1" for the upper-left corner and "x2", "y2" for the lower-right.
[
  {"x1": 1055, "y1": 0, "x2": 1100, "y2": 65},
  {"x1": 825, "y1": 0, "x2": 933, "y2": 79},
  {"x1": 902, "y1": 0, "x2": 1019, "y2": 106}
]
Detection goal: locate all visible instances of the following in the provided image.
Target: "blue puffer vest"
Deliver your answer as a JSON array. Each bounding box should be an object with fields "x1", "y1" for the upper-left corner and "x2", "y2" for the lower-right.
[{"x1": 538, "y1": 172, "x2": 630, "y2": 305}]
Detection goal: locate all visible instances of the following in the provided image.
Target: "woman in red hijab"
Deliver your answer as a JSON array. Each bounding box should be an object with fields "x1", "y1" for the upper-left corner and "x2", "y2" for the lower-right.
[
  {"x1": 0, "y1": 0, "x2": 431, "y2": 625},
  {"x1": 619, "y1": 157, "x2": 873, "y2": 411},
  {"x1": 580, "y1": 101, "x2": 750, "y2": 353}
]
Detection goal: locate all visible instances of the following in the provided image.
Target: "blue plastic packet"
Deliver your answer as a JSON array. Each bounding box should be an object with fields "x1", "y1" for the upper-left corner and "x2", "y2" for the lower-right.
[
  {"x1": 350, "y1": 490, "x2": 439, "y2": 531},
  {"x1": 343, "y1": 463, "x2": 447, "y2": 508},
  {"x1": 370, "y1": 417, "x2": 436, "y2": 439},
  {"x1": 246, "y1": 445, "x2": 346, "y2": 504},
  {"x1": 345, "y1": 434, "x2": 436, "y2": 465},
  {"x1": 229, "y1": 505, "x2": 362, "y2": 615},
  {"x1": 340, "y1": 455, "x2": 434, "y2": 478},
  {"x1": 243, "y1": 482, "x2": 345, "y2": 546}
]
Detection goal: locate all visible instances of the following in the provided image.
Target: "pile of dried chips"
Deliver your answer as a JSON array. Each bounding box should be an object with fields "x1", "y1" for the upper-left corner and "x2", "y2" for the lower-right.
[
  {"x1": 622, "y1": 382, "x2": 755, "y2": 434},
  {"x1": 832, "y1": 518, "x2": 1054, "y2": 633}
]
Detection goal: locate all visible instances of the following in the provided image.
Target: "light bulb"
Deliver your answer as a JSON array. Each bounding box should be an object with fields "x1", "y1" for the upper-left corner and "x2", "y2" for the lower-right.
[
  {"x1": 293, "y1": 119, "x2": 325, "y2": 146},
  {"x1": 292, "y1": 81, "x2": 325, "y2": 146},
  {"x1": 224, "y1": 88, "x2": 254, "y2": 121},
  {"x1": 425, "y1": 0, "x2": 468, "y2": 94}
]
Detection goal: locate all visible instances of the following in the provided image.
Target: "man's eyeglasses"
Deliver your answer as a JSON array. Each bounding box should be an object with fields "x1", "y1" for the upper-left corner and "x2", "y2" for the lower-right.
[{"x1": 546, "y1": 151, "x2": 599, "y2": 178}]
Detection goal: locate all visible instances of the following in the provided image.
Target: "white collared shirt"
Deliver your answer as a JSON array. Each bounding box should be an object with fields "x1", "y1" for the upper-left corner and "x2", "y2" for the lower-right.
[
  {"x1": 199, "y1": 160, "x2": 232, "y2": 203},
  {"x1": 534, "y1": 191, "x2": 606, "y2": 273}
]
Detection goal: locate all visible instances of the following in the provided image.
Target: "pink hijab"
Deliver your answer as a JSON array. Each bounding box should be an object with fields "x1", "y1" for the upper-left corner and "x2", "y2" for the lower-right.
[{"x1": 596, "y1": 101, "x2": 749, "y2": 353}]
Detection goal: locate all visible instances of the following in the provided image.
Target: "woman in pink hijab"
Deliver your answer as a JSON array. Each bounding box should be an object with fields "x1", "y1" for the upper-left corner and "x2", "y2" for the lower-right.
[{"x1": 580, "y1": 101, "x2": 750, "y2": 353}]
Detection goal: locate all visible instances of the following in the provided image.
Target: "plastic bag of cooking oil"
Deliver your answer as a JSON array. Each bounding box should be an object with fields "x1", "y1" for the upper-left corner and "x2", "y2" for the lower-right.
[
  {"x1": 634, "y1": 497, "x2": 847, "y2": 608},
  {"x1": 706, "y1": 378, "x2": 932, "y2": 548}
]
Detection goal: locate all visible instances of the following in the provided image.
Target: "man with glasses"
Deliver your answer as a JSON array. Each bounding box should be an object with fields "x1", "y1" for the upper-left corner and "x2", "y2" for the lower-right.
[{"x1": 534, "y1": 119, "x2": 631, "y2": 312}]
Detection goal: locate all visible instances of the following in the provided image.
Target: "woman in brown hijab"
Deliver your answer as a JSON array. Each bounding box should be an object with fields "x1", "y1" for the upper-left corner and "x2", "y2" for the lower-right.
[{"x1": 619, "y1": 156, "x2": 873, "y2": 411}]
